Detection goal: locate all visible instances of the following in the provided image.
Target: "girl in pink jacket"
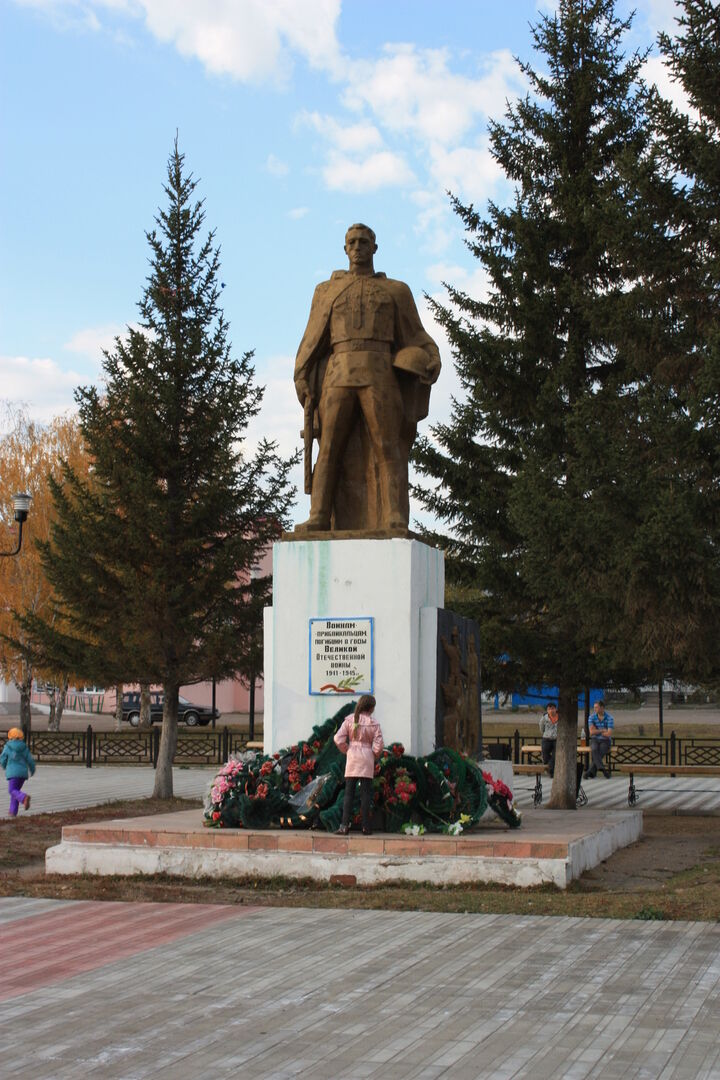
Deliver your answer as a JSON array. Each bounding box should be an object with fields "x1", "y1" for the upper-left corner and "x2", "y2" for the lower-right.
[{"x1": 334, "y1": 694, "x2": 384, "y2": 835}]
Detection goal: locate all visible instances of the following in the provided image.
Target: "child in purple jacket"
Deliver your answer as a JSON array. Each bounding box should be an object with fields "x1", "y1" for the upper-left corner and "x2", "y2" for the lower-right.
[
  {"x1": 334, "y1": 695, "x2": 384, "y2": 835},
  {"x1": 1, "y1": 728, "x2": 36, "y2": 816}
]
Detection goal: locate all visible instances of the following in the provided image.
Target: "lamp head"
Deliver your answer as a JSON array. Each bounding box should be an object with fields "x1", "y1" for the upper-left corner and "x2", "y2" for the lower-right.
[{"x1": 13, "y1": 493, "x2": 31, "y2": 523}]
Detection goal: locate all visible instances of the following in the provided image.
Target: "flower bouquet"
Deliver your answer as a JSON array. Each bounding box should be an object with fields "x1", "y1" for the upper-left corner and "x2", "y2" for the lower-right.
[{"x1": 482, "y1": 770, "x2": 522, "y2": 828}]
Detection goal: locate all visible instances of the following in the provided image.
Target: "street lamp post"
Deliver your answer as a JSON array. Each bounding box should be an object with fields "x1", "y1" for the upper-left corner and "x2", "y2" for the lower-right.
[{"x1": 0, "y1": 493, "x2": 32, "y2": 557}]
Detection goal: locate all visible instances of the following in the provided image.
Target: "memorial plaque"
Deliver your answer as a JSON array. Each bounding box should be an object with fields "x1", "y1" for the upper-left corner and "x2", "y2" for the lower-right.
[{"x1": 309, "y1": 617, "x2": 374, "y2": 695}]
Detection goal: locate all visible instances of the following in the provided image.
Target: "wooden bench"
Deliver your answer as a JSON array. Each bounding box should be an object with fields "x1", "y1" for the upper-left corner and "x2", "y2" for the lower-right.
[
  {"x1": 519, "y1": 745, "x2": 589, "y2": 808},
  {"x1": 512, "y1": 762, "x2": 589, "y2": 809},
  {"x1": 513, "y1": 763, "x2": 546, "y2": 807},
  {"x1": 244, "y1": 740, "x2": 264, "y2": 751},
  {"x1": 615, "y1": 764, "x2": 720, "y2": 807}
]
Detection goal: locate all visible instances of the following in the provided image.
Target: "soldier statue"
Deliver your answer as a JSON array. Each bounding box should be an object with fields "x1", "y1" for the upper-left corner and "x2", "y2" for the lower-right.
[{"x1": 294, "y1": 223, "x2": 441, "y2": 534}]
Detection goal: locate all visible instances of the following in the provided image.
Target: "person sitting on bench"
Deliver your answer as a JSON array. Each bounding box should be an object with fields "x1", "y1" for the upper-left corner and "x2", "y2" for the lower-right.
[{"x1": 585, "y1": 699, "x2": 614, "y2": 779}]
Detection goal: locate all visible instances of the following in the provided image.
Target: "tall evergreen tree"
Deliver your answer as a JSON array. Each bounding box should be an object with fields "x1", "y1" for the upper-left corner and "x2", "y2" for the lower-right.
[
  {"x1": 641, "y1": 0, "x2": 720, "y2": 689},
  {"x1": 414, "y1": 0, "x2": 686, "y2": 806},
  {"x1": 25, "y1": 141, "x2": 296, "y2": 797}
]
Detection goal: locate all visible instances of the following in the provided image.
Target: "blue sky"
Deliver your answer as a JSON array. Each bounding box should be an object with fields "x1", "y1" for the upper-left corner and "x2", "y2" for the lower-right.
[{"x1": 1, "y1": 0, "x2": 681, "y2": 523}]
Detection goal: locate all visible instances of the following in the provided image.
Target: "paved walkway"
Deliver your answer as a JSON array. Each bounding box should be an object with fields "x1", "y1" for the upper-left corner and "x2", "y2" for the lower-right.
[
  {"x1": 0, "y1": 766, "x2": 216, "y2": 818},
  {"x1": 512, "y1": 772, "x2": 720, "y2": 814},
  {"x1": 1, "y1": 899, "x2": 719, "y2": 1079},
  {"x1": 4, "y1": 764, "x2": 720, "y2": 819}
]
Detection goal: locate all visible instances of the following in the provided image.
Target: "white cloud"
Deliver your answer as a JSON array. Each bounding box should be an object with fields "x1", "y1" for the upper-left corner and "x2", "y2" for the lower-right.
[
  {"x1": 301, "y1": 44, "x2": 523, "y2": 205},
  {"x1": 639, "y1": 0, "x2": 682, "y2": 35},
  {"x1": 265, "y1": 153, "x2": 289, "y2": 177},
  {"x1": 0, "y1": 355, "x2": 91, "y2": 423},
  {"x1": 299, "y1": 111, "x2": 384, "y2": 154},
  {"x1": 425, "y1": 263, "x2": 491, "y2": 298},
  {"x1": 298, "y1": 111, "x2": 411, "y2": 193},
  {"x1": 16, "y1": 0, "x2": 343, "y2": 82},
  {"x1": 63, "y1": 323, "x2": 127, "y2": 360},
  {"x1": 243, "y1": 354, "x2": 307, "y2": 522},
  {"x1": 322, "y1": 150, "x2": 414, "y2": 193},
  {"x1": 409, "y1": 190, "x2": 458, "y2": 256},
  {"x1": 643, "y1": 54, "x2": 697, "y2": 117},
  {"x1": 288, "y1": 206, "x2": 309, "y2": 219},
  {"x1": 342, "y1": 46, "x2": 522, "y2": 147},
  {"x1": 427, "y1": 141, "x2": 504, "y2": 206}
]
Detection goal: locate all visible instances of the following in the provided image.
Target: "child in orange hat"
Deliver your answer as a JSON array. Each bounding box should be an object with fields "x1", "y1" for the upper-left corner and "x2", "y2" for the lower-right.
[{"x1": 0, "y1": 728, "x2": 36, "y2": 816}]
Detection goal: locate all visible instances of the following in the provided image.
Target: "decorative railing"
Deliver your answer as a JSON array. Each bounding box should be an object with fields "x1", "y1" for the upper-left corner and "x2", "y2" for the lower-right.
[
  {"x1": 481, "y1": 732, "x2": 720, "y2": 770},
  {"x1": 0, "y1": 726, "x2": 258, "y2": 768},
  {"x1": 2, "y1": 727, "x2": 718, "y2": 770},
  {"x1": 26, "y1": 730, "x2": 87, "y2": 764}
]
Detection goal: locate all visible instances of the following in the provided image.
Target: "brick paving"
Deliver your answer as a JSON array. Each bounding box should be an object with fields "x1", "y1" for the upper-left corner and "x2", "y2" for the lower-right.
[{"x1": 1, "y1": 900, "x2": 720, "y2": 1078}]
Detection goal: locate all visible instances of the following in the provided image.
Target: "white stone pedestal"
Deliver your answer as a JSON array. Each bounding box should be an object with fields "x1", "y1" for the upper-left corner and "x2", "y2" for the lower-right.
[{"x1": 264, "y1": 538, "x2": 444, "y2": 755}]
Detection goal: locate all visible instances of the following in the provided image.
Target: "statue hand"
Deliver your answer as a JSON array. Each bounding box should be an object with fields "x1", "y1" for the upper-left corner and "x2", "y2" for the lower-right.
[
  {"x1": 296, "y1": 378, "x2": 310, "y2": 405},
  {"x1": 426, "y1": 356, "x2": 441, "y2": 384}
]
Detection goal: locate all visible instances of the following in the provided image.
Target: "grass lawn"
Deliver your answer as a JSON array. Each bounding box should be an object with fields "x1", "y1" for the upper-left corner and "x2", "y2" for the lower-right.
[{"x1": 2, "y1": 798, "x2": 720, "y2": 921}]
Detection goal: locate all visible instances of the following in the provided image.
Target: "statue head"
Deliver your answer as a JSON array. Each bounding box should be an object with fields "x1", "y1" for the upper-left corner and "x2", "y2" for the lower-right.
[{"x1": 344, "y1": 223, "x2": 377, "y2": 273}]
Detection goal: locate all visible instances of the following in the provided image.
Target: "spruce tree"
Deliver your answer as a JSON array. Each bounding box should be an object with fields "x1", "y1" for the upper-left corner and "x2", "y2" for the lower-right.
[
  {"x1": 26, "y1": 141, "x2": 296, "y2": 797},
  {"x1": 413, "y1": 0, "x2": 679, "y2": 806},
  {"x1": 640, "y1": 0, "x2": 720, "y2": 689}
]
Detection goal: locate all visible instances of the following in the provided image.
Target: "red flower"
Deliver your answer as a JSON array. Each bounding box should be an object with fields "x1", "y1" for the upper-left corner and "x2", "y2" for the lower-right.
[
  {"x1": 260, "y1": 761, "x2": 274, "y2": 776},
  {"x1": 212, "y1": 811, "x2": 220, "y2": 821}
]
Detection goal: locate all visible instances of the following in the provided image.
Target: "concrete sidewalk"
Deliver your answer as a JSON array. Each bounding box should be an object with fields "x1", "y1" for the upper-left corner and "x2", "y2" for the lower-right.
[
  {"x1": 512, "y1": 772, "x2": 720, "y2": 813},
  {"x1": 1, "y1": 899, "x2": 719, "y2": 1078},
  {"x1": 0, "y1": 766, "x2": 216, "y2": 818},
  {"x1": 3, "y1": 763, "x2": 720, "y2": 819}
]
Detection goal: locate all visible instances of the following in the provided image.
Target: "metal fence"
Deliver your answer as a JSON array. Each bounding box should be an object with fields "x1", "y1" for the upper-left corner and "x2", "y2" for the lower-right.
[
  {"x1": 483, "y1": 732, "x2": 720, "y2": 769},
  {"x1": 0, "y1": 726, "x2": 253, "y2": 768},
  {"x1": 2, "y1": 727, "x2": 719, "y2": 770}
]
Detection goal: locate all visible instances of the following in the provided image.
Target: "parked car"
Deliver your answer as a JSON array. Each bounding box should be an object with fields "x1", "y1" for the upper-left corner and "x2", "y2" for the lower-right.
[{"x1": 121, "y1": 691, "x2": 218, "y2": 727}]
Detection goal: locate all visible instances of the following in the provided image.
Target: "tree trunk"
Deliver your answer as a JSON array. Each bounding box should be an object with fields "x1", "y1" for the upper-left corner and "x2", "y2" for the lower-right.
[
  {"x1": 55, "y1": 678, "x2": 68, "y2": 729},
  {"x1": 139, "y1": 682, "x2": 152, "y2": 730},
  {"x1": 16, "y1": 670, "x2": 33, "y2": 741},
  {"x1": 114, "y1": 683, "x2": 123, "y2": 732},
  {"x1": 546, "y1": 688, "x2": 579, "y2": 809},
  {"x1": 47, "y1": 683, "x2": 58, "y2": 731},
  {"x1": 153, "y1": 681, "x2": 179, "y2": 799}
]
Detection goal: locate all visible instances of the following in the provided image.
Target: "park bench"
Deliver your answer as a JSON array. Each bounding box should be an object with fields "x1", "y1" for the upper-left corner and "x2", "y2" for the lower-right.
[
  {"x1": 514, "y1": 753, "x2": 589, "y2": 809},
  {"x1": 245, "y1": 740, "x2": 264, "y2": 751},
  {"x1": 513, "y1": 763, "x2": 546, "y2": 807},
  {"x1": 615, "y1": 764, "x2": 720, "y2": 807}
]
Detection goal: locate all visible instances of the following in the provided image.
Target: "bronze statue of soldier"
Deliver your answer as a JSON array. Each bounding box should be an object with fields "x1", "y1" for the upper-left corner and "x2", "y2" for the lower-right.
[{"x1": 294, "y1": 224, "x2": 441, "y2": 534}]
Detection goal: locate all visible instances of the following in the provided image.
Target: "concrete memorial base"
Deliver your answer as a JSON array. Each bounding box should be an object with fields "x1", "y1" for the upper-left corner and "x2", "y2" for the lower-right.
[
  {"x1": 46, "y1": 806, "x2": 642, "y2": 890},
  {"x1": 264, "y1": 537, "x2": 444, "y2": 756}
]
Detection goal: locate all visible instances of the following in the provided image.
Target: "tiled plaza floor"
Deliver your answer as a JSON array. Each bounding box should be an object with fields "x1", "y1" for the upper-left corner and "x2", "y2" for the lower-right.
[
  {"x1": 4, "y1": 764, "x2": 719, "y2": 820},
  {"x1": 1, "y1": 899, "x2": 719, "y2": 1079},
  {"x1": 0, "y1": 765, "x2": 217, "y2": 818}
]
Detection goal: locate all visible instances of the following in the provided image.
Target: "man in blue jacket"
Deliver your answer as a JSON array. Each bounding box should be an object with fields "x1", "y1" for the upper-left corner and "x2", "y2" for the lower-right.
[{"x1": 585, "y1": 701, "x2": 614, "y2": 779}]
